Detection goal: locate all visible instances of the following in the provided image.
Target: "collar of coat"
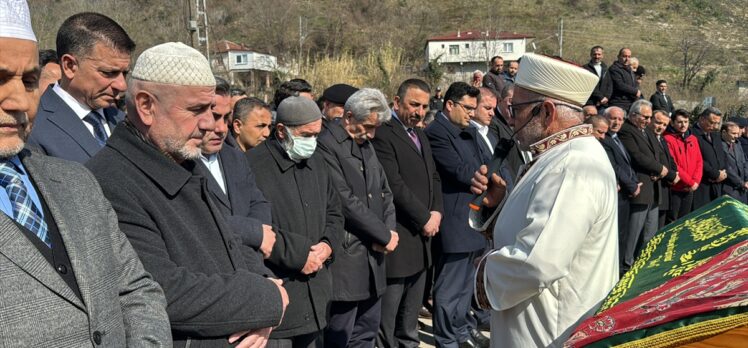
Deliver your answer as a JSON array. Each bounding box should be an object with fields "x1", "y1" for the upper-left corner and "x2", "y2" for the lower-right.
[{"x1": 105, "y1": 121, "x2": 195, "y2": 196}]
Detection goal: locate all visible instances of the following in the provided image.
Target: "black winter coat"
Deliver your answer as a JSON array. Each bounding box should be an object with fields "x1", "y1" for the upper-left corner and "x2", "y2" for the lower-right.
[
  {"x1": 247, "y1": 137, "x2": 344, "y2": 338},
  {"x1": 87, "y1": 124, "x2": 283, "y2": 348},
  {"x1": 318, "y1": 122, "x2": 396, "y2": 301},
  {"x1": 608, "y1": 61, "x2": 639, "y2": 111}
]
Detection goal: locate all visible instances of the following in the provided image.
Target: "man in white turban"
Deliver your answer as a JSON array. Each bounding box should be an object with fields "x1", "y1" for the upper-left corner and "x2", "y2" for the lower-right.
[
  {"x1": 471, "y1": 53, "x2": 619, "y2": 347},
  {"x1": 86, "y1": 42, "x2": 289, "y2": 348},
  {"x1": 0, "y1": 1, "x2": 171, "y2": 346}
]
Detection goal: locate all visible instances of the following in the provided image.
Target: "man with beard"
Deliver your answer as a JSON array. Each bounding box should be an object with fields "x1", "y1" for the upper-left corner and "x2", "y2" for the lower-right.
[
  {"x1": 319, "y1": 89, "x2": 398, "y2": 348},
  {"x1": 248, "y1": 96, "x2": 344, "y2": 347},
  {"x1": 198, "y1": 76, "x2": 276, "y2": 261},
  {"x1": 582, "y1": 46, "x2": 612, "y2": 111},
  {"x1": 29, "y1": 12, "x2": 131, "y2": 163},
  {"x1": 0, "y1": 2, "x2": 170, "y2": 345},
  {"x1": 471, "y1": 53, "x2": 618, "y2": 347},
  {"x1": 372, "y1": 79, "x2": 443, "y2": 348},
  {"x1": 86, "y1": 42, "x2": 288, "y2": 347},
  {"x1": 483, "y1": 56, "x2": 505, "y2": 96}
]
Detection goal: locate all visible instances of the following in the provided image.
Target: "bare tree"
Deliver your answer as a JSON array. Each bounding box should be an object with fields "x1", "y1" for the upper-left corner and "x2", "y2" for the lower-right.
[{"x1": 678, "y1": 31, "x2": 713, "y2": 90}]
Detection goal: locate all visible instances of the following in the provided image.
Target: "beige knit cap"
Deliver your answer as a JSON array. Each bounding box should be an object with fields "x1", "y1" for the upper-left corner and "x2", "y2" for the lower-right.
[
  {"x1": 130, "y1": 42, "x2": 215, "y2": 86},
  {"x1": 0, "y1": 0, "x2": 36, "y2": 42},
  {"x1": 515, "y1": 53, "x2": 598, "y2": 107}
]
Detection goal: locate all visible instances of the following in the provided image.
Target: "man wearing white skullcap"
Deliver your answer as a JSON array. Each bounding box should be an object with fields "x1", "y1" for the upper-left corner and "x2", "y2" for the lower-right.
[
  {"x1": 86, "y1": 42, "x2": 288, "y2": 348},
  {"x1": 0, "y1": 1, "x2": 171, "y2": 346},
  {"x1": 471, "y1": 53, "x2": 619, "y2": 347}
]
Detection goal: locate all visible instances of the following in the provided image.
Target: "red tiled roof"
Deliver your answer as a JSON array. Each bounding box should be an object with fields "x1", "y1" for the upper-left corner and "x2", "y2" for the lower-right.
[
  {"x1": 213, "y1": 39, "x2": 250, "y2": 53},
  {"x1": 427, "y1": 30, "x2": 534, "y2": 42}
]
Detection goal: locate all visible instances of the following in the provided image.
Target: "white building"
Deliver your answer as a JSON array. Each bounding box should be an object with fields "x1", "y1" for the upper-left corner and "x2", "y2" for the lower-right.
[
  {"x1": 425, "y1": 30, "x2": 534, "y2": 85},
  {"x1": 211, "y1": 39, "x2": 277, "y2": 91}
]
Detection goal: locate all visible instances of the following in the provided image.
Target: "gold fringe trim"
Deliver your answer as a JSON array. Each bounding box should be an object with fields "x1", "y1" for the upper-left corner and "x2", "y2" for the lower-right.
[{"x1": 613, "y1": 313, "x2": 748, "y2": 348}]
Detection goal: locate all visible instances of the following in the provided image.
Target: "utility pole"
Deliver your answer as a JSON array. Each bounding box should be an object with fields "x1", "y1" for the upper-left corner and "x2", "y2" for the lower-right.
[
  {"x1": 558, "y1": 18, "x2": 564, "y2": 58},
  {"x1": 189, "y1": 0, "x2": 210, "y2": 61}
]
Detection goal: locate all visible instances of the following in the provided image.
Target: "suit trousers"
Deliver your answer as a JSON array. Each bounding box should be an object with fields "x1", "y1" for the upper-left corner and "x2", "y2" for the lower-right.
[
  {"x1": 266, "y1": 331, "x2": 321, "y2": 348},
  {"x1": 617, "y1": 195, "x2": 631, "y2": 272},
  {"x1": 668, "y1": 191, "x2": 694, "y2": 223},
  {"x1": 433, "y1": 250, "x2": 482, "y2": 348},
  {"x1": 378, "y1": 270, "x2": 427, "y2": 348},
  {"x1": 326, "y1": 296, "x2": 382, "y2": 348},
  {"x1": 624, "y1": 203, "x2": 658, "y2": 269}
]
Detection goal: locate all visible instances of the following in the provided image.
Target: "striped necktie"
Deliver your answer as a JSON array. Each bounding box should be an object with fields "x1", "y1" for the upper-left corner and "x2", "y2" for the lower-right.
[
  {"x1": 0, "y1": 161, "x2": 50, "y2": 247},
  {"x1": 83, "y1": 111, "x2": 108, "y2": 146}
]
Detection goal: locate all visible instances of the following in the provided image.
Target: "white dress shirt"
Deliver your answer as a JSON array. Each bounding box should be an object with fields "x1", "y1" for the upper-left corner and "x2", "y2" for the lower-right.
[
  {"x1": 52, "y1": 83, "x2": 112, "y2": 136},
  {"x1": 199, "y1": 153, "x2": 226, "y2": 194}
]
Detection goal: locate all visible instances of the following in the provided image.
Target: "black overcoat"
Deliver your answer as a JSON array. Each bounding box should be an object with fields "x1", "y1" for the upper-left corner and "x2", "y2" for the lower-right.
[
  {"x1": 87, "y1": 124, "x2": 283, "y2": 348},
  {"x1": 247, "y1": 137, "x2": 344, "y2": 338},
  {"x1": 318, "y1": 122, "x2": 396, "y2": 301}
]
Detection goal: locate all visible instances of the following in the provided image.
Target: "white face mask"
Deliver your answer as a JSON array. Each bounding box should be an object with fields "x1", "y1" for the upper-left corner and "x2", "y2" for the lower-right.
[{"x1": 284, "y1": 131, "x2": 317, "y2": 161}]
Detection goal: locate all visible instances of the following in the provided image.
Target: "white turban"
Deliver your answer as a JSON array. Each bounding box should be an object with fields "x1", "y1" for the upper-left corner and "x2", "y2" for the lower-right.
[
  {"x1": 515, "y1": 53, "x2": 598, "y2": 107},
  {"x1": 130, "y1": 42, "x2": 215, "y2": 87},
  {"x1": 0, "y1": 0, "x2": 36, "y2": 42}
]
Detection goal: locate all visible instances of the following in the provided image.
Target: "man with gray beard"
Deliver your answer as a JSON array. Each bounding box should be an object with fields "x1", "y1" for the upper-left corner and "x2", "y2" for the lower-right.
[{"x1": 86, "y1": 42, "x2": 288, "y2": 348}]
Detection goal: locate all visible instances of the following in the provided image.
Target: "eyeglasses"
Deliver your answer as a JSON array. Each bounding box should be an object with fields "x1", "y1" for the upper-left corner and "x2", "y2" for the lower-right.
[
  {"x1": 509, "y1": 99, "x2": 585, "y2": 120},
  {"x1": 452, "y1": 101, "x2": 477, "y2": 113},
  {"x1": 508, "y1": 99, "x2": 545, "y2": 119}
]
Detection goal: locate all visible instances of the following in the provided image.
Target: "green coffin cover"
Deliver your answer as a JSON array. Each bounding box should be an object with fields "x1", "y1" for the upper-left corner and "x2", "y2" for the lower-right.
[{"x1": 599, "y1": 196, "x2": 748, "y2": 312}]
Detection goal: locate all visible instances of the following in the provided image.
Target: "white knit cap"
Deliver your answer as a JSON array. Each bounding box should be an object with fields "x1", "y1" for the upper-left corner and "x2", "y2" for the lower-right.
[
  {"x1": 0, "y1": 0, "x2": 36, "y2": 42},
  {"x1": 515, "y1": 53, "x2": 598, "y2": 107},
  {"x1": 130, "y1": 42, "x2": 215, "y2": 86}
]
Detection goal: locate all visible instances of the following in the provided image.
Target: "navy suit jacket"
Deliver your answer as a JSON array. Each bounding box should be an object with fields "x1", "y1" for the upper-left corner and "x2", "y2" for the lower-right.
[
  {"x1": 29, "y1": 87, "x2": 123, "y2": 164},
  {"x1": 601, "y1": 133, "x2": 639, "y2": 196},
  {"x1": 425, "y1": 113, "x2": 487, "y2": 254},
  {"x1": 204, "y1": 145, "x2": 272, "y2": 250}
]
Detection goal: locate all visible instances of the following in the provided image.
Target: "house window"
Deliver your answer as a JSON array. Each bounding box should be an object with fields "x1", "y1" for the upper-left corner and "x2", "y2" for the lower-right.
[
  {"x1": 465, "y1": 43, "x2": 470, "y2": 49},
  {"x1": 482, "y1": 43, "x2": 486, "y2": 48},
  {"x1": 503, "y1": 43, "x2": 514, "y2": 53},
  {"x1": 235, "y1": 53, "x2": 248, "y2": 65},
  {"x1": 449, "y1": 45, "x2": 459, "y2": 55}
]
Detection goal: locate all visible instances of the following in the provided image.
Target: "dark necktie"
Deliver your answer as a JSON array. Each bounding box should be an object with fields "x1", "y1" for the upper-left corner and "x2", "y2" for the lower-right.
[
  {"x1": 0, "y1": 161, "x2": 50, "y2": 248},
  {"x1": 83, "y1": 111, "x2": 108, "y2": 146},
  {"x1": 407, "y1": 128, "x2": 422, "y2": 153},
  {"x1": 612, "y1": 134, "x2": 630, "y2": 161}
]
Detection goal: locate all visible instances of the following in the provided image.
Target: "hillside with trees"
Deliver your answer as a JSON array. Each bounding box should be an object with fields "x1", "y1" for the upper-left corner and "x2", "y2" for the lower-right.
[{"x1": 29, "y1": 0, "x2": 748, "y2": 115}]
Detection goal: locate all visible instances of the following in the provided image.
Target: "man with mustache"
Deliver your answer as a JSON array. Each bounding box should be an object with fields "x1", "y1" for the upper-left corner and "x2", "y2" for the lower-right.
[
  {"x1": 0, "y1": 1, "x2": 171, "y2": 345},
  {"x1": 372, "y1": 79, "x2": 443, "y2": 348},
  {"x1": 28, "y1": 12, "x2": 130, "y2": 163},
  {"x1": 86, "y1": 42, "x2": 288, "y2": 347}
]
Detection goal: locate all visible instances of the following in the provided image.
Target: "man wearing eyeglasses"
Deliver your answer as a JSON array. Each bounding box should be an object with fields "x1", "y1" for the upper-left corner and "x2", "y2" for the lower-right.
[
  {"x1": 470, "y1": 53, "x2": 618, "y2": 347},
  {"x1": 425, "y1": 82, "x2": 490, "y2": 348},
  {"x1": 616, "y1": 99, "x2": 672, "y2": 274}
]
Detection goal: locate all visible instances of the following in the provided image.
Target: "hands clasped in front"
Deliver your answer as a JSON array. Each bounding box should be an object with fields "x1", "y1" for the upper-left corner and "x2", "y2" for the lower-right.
[{"x1": 229, "y1": 278, "x2": 289, "y2": 348}]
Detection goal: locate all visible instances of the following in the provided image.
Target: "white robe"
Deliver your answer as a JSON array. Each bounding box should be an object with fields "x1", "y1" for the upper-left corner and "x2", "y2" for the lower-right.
[{"x1": 477, "y1": 133, "x2": 619, "y2": 348}]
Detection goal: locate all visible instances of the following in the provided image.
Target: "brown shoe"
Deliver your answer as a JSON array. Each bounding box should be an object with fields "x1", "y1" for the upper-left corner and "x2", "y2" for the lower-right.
[{"x1": 418, "y1": 306, "x2": 432, "y2": 319}]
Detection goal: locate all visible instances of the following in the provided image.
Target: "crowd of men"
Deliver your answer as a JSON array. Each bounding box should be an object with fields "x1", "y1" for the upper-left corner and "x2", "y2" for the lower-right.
[{"x1": 1, "y1": 1, "x2": 741, "y2": 348}]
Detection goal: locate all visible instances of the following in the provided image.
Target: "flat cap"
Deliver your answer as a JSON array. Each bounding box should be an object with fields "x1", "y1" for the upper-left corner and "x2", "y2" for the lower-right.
[
  {"x1": 276, "y1": 96, "x2": 322, "y2": 126},
  {"x1": 323, "y1": 84, "x2": 358, "y2": 105},
  {"x1": 131, "y1": 42, "x2": 215, "y2": 86}
]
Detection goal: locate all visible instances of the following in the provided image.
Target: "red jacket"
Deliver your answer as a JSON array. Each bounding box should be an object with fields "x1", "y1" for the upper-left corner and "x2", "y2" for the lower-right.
[{"x1": 664, "y1": 130, "x2": 703, "y2": 192}]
